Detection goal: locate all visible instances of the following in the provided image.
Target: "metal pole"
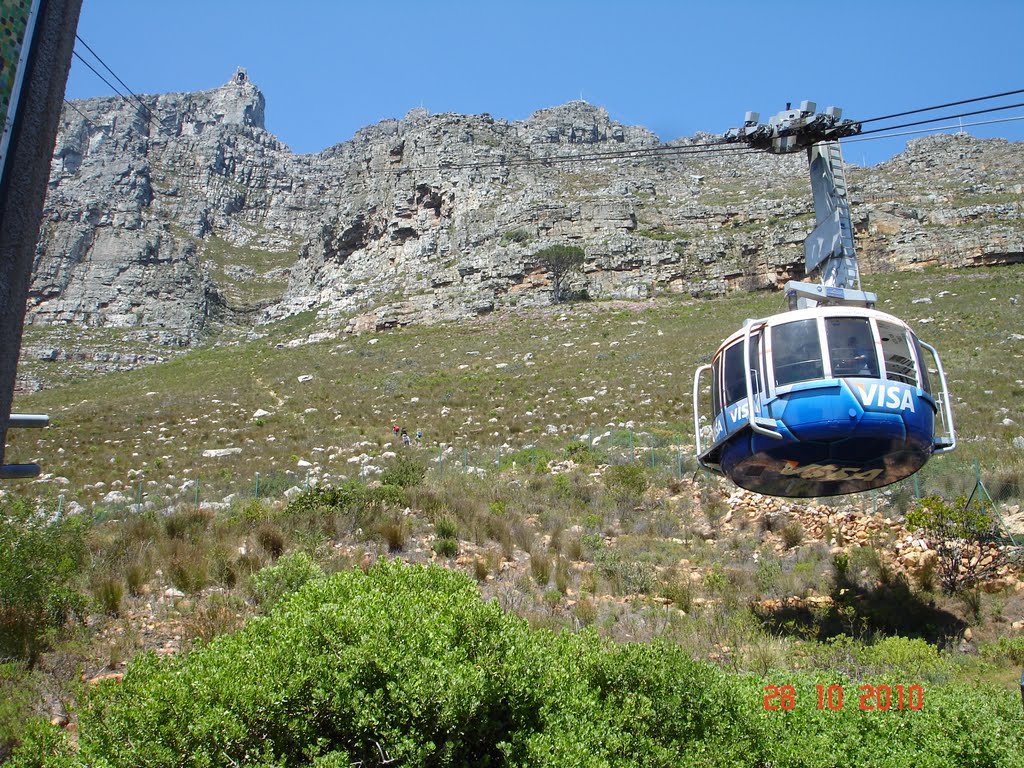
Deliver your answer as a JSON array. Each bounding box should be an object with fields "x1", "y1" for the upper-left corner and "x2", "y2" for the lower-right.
[
  {"x1": 255, "y1": 471, "x2": 260, "y2": 498},
  {"x1": 0, "y1": 0, "x2": 82, "y2": 472}
]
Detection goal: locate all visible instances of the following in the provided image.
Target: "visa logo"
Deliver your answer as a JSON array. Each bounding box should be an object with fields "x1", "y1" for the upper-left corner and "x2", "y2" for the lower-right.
[
  {"x1": 727, "y1": 401, "x2": 750, "y2": 423},
  {"x1": 854, "y1": 382, "x2": 915, "y2": 413}
]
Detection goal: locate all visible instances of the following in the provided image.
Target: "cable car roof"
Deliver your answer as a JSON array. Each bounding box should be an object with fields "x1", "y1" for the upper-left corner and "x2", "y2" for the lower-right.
[{"x1": 714, "y1": 304, "x2": 915, "y2": 353}]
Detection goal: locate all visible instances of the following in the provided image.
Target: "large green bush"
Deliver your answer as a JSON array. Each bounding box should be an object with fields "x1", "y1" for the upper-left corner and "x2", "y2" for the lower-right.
[
  {"x1": 0, "y1": 496, "x2": 86, "y2": 666},
  {"x1": 58, "y1": 562, "x2": 551, "y2": 767},
  {"x1": 17, "y1": 562, "x2": 1024, "y2": 767}
]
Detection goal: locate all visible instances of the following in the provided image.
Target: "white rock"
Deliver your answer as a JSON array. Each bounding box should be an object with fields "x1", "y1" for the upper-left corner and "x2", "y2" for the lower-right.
[
  {"x1": 297, "y1": 459, "x2": 312, "y2": 468},
  {"x1": 252, "y1": 409, "x2": 272, "y2": 419},
  {"x1": 202, "y1": 447, "x2": 242, "y2": 458},
  {"x1": 297, "y1": 374, "x2": 314, "y2": 383}
]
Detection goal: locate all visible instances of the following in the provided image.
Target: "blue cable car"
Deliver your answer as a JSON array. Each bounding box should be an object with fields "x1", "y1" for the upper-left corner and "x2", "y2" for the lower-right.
[
  {"x1": 693, "y1": 306, "x2": 955, "y2": 497},
  {"x1": 694, "y1": 102, "x2": 956, "y2": 497}
]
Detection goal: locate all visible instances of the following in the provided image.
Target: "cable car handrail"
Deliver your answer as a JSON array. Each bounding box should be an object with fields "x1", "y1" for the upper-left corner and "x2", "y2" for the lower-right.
[
  {"x1": 692, "y1": 363, "x2": 713, "y2": 463},
  {"x1": 742, "y1": 319, "x2": 783, "y2": 440},
  {"x1": 918, "y1": 340, "x2": 957, "y2": 454}
]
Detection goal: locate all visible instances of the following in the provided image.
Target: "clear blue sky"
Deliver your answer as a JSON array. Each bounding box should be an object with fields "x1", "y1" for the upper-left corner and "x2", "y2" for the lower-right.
[{"x1": 65, "y1": 0, "x2": 1024, "y2": 166}]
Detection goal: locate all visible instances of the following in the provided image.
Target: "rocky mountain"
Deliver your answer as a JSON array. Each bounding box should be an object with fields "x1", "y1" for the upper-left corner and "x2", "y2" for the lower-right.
[{"x1": 30, "y1": 69, "x2": 1024, "y2": 345}]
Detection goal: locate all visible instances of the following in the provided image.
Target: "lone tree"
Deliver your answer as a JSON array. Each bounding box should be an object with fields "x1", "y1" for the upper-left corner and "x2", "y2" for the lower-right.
[
  {"x1": 534, "y1": 244, "x2": 585, "y2": 303},
  {"x1": 906, "y1": 494, "x2": 1006, "y2": 595}
]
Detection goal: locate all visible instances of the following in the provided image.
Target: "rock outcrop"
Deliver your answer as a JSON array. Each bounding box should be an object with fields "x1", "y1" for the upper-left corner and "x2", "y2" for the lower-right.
[{"x1": 30, "y1": 70, "x2": 1024, "y2": 344}]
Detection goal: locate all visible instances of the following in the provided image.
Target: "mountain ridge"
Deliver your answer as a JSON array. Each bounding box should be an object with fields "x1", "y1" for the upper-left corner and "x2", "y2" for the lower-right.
[{"x1": 29, "y1": 70, "x2": 1024, "y2": 351}]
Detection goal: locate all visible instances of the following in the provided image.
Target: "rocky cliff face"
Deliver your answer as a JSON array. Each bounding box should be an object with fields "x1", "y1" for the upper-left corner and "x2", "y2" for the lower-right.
[{"x1": 30, "y1": 70, "x2": 1024, "y2": 344}]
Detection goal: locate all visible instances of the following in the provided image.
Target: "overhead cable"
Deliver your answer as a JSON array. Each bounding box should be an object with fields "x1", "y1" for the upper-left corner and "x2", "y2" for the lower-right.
[
  {"x1": 859, "y1": 88, "x2": 1024, "y2": 125},
  {"x1": 857, "y1": 102, "x2": 1024, "y2": 137},
  {"x1": 843, "y1": 114, "x2": 1024, "y2": 144},
  {"x1": 62, "y1": 99, "x2": 95, "y2": 127},
  {"x1": 74, "y1": 35, "x2": 155, "y2": 122}
]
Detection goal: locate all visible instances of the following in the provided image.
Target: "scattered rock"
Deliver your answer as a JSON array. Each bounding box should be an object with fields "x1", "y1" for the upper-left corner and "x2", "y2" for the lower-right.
[{"x1": 201, "y1": 447, "x2": 242, "y2": 458}]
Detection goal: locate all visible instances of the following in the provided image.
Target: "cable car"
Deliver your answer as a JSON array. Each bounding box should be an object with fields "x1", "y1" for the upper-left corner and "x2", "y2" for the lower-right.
[
  {"x1": 693, "y1": 306, "x2": 955, "y2": 497},
  {"x1": 693, "y1": 102, "x2": 955, "y2": 497}
]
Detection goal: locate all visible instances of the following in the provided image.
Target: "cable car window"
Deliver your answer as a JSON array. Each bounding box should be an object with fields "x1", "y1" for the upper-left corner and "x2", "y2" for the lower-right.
[
  {"x1": 877, "y1": 320, "x2": 918, "y2": 385},
  {"x1": 722, "y1": 342, "x2": 747, "y2": 405},
  {"x1": 772, "y1": 319, "x2": 824, "y2": 387},
  {"x1": 751, "y1": 331, "x2": 763, "y2": 397},
  {"x1": 712, "y1": 355, "x2": 722, "y2": 415},
  {"x1": 912, "y1": 334, "x2": 932, "y2": 395},
  {"x1": 825, "y1": 317, "x2": 879, "y2": 378}
]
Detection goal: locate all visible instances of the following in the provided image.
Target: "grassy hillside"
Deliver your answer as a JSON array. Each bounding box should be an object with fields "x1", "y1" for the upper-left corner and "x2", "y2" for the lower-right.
[
  {"x1": 11, "y1": 264, "x2": 1024, "y2": 502},
  {"x1": 3, "y1": 263, "x2": 1024, "y2": 764}
]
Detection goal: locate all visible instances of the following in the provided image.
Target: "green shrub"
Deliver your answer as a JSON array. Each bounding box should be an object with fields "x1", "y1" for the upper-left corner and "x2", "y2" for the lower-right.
[
  {"x1": 0, "y1": 662, "x2": 40, "y2": 761},
  {"x1": 434, "y1": 517, "x2": 457, "y2": 540},
  {"x1": 69, "y1": 562, "x2": 549, "y2": 767},
  {"x1": 376, "y1": 514, "x2": 409, "y2": 552},
  {"x1": 501, "y1": 446, "x2": 556, "y2": 474},
  {"x1": 433, "y1": 537, "x2": 459, "y2": 558},
  {"x1": 0, "y1": 496, "x2": 86, "y2": 666},
  {"x1": 531, "y1": 553, "x2": 551, "y2": 586},
  {"x1": 604, "y1": 463, "x2": 648, "y2": 507},
  {"x1": 163, "y1": 507, "x2": 210, "y2": 540},
  {"x1": 780, "y1": 521, "x2": 804, "y2": 549},
  {"x1": 500, "y1": 228, "x2": 531, "y2": 245},
  {"x1": 565, "y1": 440, "x2": 601, "y2": 466},
  {"x1": 249, "y1": 551, "x2": 324, "y2": 611},
  {"x1": 255, "y1": 523, "x2": 286, "y2": 560},
  {"x1": 980, "y1": 636, "x2": 1024, "y2": 666},
  {"x1": 93, "y1": 578, "x2": 124, "y2": 617},
  {"x1": 379, "y1": 456, "x2": 426, "y2": 489},
  {"x1": 284, "y1": 482, "x2": 366, "y2": 517},
  {"x1": 165, "y1": 541, "x2": 209, "y2": 595},
  {"x1": 755, "y1": 557, "x2": 783, "y2": 595},
  {"x1": 907, "y1": 494, "x2": 1005, "y2": 594},
  {"x1": 594, "y1": 549, "x2": 655, "y2": 595},
  {"x1": 125, "y1": 563, "x2": 148, "y2": 598}
]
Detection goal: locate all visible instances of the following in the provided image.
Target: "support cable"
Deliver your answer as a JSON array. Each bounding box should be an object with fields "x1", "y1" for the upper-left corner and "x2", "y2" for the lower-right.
[
  {"x1": 859, "y1": 88, "x2": 1024, "y2": 125},
  {"x1": 857, "y1": 102, "x2": 1024, "y2": 137},
  {"x1": 842, "y1": 114, "x2": 1024, "y2": 144},
  {"x1": 74, "y1": 34, "x2": 155, "y2": 122}
]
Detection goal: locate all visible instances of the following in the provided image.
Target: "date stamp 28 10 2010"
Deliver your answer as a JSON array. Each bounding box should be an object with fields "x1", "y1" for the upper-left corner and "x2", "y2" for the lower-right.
[{"x1": 763, "y1": 684, "x2": 924, "y2": 711}]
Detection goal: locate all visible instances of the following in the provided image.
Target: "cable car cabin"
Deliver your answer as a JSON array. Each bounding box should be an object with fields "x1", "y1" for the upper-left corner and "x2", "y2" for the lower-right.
[{"x1": 693, "y1": 306, "x2": 956, "y2": 498}]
